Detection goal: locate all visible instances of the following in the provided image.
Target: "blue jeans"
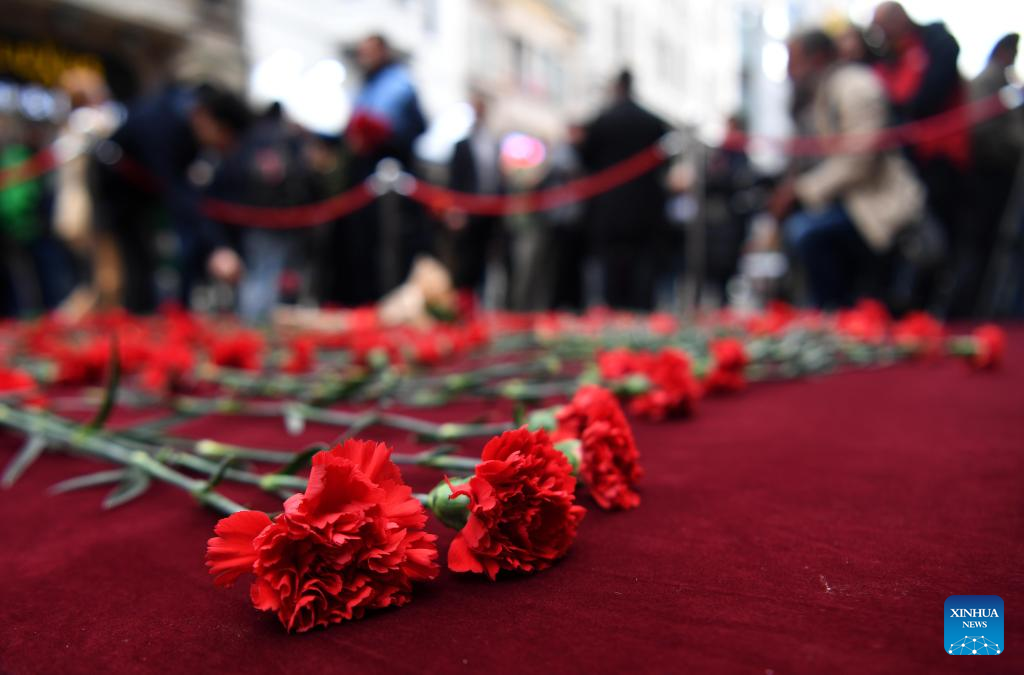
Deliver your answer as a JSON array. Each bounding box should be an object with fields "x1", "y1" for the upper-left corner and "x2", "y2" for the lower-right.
[
  {"x1": 239, "y1": 229, "x2": 299, "y2": 324},
  {"x1": 784, "y1": 204, "x2": 872, "y2": 308}
]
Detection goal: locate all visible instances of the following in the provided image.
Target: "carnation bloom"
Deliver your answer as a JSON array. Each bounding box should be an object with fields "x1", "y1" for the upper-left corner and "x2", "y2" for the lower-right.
[
  {"x1": 443, "y1": 428, "x2": 586, "y2": 580},
  {"x1": 704, "y1": 338, "x2": 749, "y2": 395},
  {"x1": 892, "y1": 311, "x2": 944, "y2": 357},
  {"x1": 209, "y1": 331, "x2": 264, "y2": 371},
  {"x1": 0, "y1": 367, "x2": 35, "y2": 393},
  {"x1": 970, "y1": 324, "x2": 1006, "y2": 370},
  {"x1": 598, "y1": 348, "x2": 701, "y2": 420},
  {"x1": 54, "y1": 339, "x2": 113, "y2": 385},
  {"x1": 282, "y1": 337, "x2": 316, "y2": 374},
  {"x1": 140, "y1": 341, "x2": 194, "y2": 393},
  {"x1": 595, "y1": 347, "x2": 637, "y2": 379},
  {"x1": 206, "y1": 439, "x2": 439, "y2": 632},
  {"x1": 835, "y1": 299, "x2": 890, "y2": 342},
  {"x1": 555, "y1": 385, "x2": 642, "y2": 510}
]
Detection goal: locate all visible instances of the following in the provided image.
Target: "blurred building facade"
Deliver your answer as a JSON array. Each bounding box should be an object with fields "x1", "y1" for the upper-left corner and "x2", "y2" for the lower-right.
[
  {"x1": 577, "y1": 0, "x2": 743, "y2": 136},
  {"x1": 0, "y1": 0, "x2": 247, "y2": 104},
  {"x1": 244, "y1": 0, "x2": 583, "y2": 146},
  {"x1": 243, "y1": 0, "x2": 746, "y2": 156}
]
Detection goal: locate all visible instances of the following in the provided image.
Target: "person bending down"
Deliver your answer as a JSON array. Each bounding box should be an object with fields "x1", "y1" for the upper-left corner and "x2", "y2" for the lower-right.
[{"x1": 769, "y1": 30, "x2": 924, "y2": 308}]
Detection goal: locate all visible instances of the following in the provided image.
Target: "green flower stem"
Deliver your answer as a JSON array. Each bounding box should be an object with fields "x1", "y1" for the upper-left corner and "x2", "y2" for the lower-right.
[
  {"x1": 395, "y1": 357, "x2": 561, "y2": 395},
  {"x1": 116, "y1": 411, "x2": 197, "y2": 439},
  {"x1": 0, "y1": 403, "x2": 248, "y2": 516},
  {"x1": 414, "y1": 492, "x2": 430, "y2": 507},
  {"x1": 286, "y1": 403, "x2": 513, "y2": 441},
  {"x1": 947, "y1": 336, "x2": 977, "y2": 357},
  {"x1": 421, "y1": 455, "x2": 480, "y2": 472},
  {"x1": 195, "y1": 439, "x2": 294, "y2": 464},
  {"x1": 486, "y1": 378, "x2": 580, "y2": 401},
  {"x1": 166, "y1": 451, "x2": 307, "y2": 492},
  {"x1": 388, "y1": 443, "x2": 481, "y2": 472},
  {"x1": 173, "y1": 396, "x2": 285, "y2": 417}
]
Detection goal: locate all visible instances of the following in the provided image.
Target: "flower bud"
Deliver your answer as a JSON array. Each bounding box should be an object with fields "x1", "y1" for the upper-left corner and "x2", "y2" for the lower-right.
[
  {"x1": 427, "y1": 477, "x2": 471, "y2": 529},
  {"x1": 553, "y1": 439, "x2": 581, "y2": 474},
  {"x1": 195, "y1": 439, "x2": 227, "y2": 457},
  {"x1": 526, "y1": 407, "x2": 558, "y2": 432}
]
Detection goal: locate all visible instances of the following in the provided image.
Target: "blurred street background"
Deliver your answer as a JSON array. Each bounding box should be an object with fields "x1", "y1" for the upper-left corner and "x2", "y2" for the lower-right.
[{"x1": 1, "y1": 0, "x2": 1022, "y2": 323}]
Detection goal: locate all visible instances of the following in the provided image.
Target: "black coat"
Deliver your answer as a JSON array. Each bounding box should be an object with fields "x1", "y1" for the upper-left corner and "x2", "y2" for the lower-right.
[
  {"x1": 577, "y1": 98, "x2": 670, "y2": 245},
  {"x1": 446, "y1": 136, "x2": 503, "y2": 289}
]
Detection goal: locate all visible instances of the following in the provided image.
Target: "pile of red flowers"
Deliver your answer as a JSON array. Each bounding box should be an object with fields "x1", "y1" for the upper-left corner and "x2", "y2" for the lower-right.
[{"x1": 0, "y1": 302, "x2": 1009, "y2": 634}]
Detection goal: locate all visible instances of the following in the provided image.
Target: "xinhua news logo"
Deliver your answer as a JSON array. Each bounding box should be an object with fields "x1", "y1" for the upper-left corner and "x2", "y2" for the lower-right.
[{"x1": 945, "y1": 595, "x2": 1003, "y2": 655}]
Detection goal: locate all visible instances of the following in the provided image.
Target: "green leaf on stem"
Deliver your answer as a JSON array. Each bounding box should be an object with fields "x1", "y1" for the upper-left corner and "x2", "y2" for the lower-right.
[
  {"x1": 526, "y1": 407, "x2": 558, "y2": 432},
  {"x1": 202, "y1": 456, "x2": 236, "y2": 491},
  {"x1": 273, "y1": 442, "x2": 329, "y2": 477},
  {"x1": 102, "y1": 467, "x2": 151, "y2": 509},
  {"x1": 1, "y1": 434, "x2": 47, "y2": 488},
  {"x1": 553, "y1": 438, "x2": 582, "y2": 473},
  {"x1": 87, "y1": 334, "x2": 121, "y2": 431},
  {"x1": 512, "y1": 402, "x2": 527, "y2": 427},
  {"x1": 49, "y1": 469, "x2": 127, "y2": 494}
]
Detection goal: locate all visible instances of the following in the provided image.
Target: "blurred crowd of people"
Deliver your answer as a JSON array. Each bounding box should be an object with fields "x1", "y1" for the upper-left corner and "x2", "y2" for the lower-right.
[{"x1": 1, "y1": 2, "x2": 1022, "y2": 323}]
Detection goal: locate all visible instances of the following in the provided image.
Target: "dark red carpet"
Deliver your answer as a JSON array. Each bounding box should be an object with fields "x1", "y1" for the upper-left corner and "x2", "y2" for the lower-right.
[{"x1": 2, "y1": 330, "x2": 1022, "y2": 674}]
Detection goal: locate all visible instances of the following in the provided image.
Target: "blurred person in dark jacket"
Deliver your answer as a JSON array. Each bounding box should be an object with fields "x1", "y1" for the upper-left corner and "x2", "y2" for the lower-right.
[
  {"x1": 971, "y1": 35, "x2": 1023, "y2": 173},
  {"x1": 545, "y1": 126, "x2": 587, "y2": 311},
  {"x1": 771, "y1": 30, "x2": 924, "y2": 308},
  {"x1": 966, "y1": 34, "x2": 1024, "y2": 314},
  {"x1": 342, "y1": 34, "x2": 428, "y2": 304},
  {"x1": 577, "y1": 70, "x2": 670, "y2": 310},
  {"x1": 445, "y1": 92, "x2": 503, "y2": 310},
  {"x1": 221, "y1": 103, "x2": 314, "y2": 323},
  {"x1": 871, "y1": 2, "x2": 970, "y2": 311},
  {"x1": 307, "y1": 133, "x2": 352, "y2": 306},
  {"x1": 92, "y1": 83, "x2": 249, "y2": 313},
  {"x1": 704, "y1": 114, "x2": 759, "y2": 303}
]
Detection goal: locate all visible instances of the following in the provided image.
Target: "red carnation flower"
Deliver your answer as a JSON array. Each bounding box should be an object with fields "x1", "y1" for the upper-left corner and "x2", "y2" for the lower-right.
[
  {"x1": 835, "y1": 299, "x2": 890, "y2": 342},
  {"x1": 140, "y1": 341, "x2": 195, "y2": 394},
  {"x1": 209, "y1": 331, "x2": 264, "y2": 371},
  {"x1": 555, "y1": 385, "x2": 642, "y2": 510},
  {"x1": 54, "y1": 339, "x2": 112, "y2": 385},
  {"x1": 410, "y1": 333, "x2": 447, "y2": 366},
  {"x1": 892, "y1": 311, "x2": 944, "y2": 357},
  {"x1": 206, "y1": 439, "x2": 439, "y2": 632},
  {"x1": 282, "y1": 337, "x2": 316, "y2": 374},
  {"x1": 704, "y1": 338, "x2": 749, "y2": 395},
  {"x1": 647, "y1": 313, "x2": 678, "y2": 336},
  {"x1": 746, "y1": 300, "x2": 797, "y2": 335},
  {"x1": 596, "y1": 347, "x2": 638, "y2": 379},
  {"x1": 446, "y1": 428, "x2": 586, "y2": 579},
  {"x1": 0, "y1": 367, "x2": 46, "y2": 408},
  {"x1": 0, "y1": 367, "x2": 36, "y2": 394},
  {"x1": 633, "y1": 349, "x2": 701, "y2": 419},
  {"x1": 970, "y1": 324, "x2": 1006, "y2": 370},
  {"x1": 599, "y1": 348, "x2": 701, "y2": 420}
]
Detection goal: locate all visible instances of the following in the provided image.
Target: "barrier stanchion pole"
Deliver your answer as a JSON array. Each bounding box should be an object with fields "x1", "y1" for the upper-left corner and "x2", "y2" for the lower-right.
[{"x1": 680, "y1": 132, "x2": 706, "y2": 318}]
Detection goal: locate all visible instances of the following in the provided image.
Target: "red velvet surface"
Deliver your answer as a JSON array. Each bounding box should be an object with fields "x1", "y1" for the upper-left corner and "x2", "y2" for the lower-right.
[{"x1": 2, "y1": 333, "x2": 1022, "y2": 674}]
